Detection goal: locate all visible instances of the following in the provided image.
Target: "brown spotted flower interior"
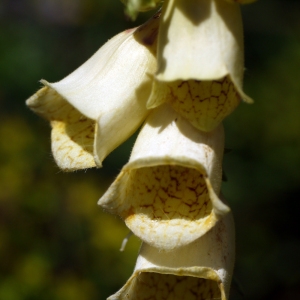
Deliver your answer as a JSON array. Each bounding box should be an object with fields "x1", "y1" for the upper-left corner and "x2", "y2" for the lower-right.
[
  {"x1": 131, "y1": 273, "x2": 221, "y2": 300},
  {"x1": 150, "y1": 76, "x2": 240, "y2": 132},
  {"x1": 27, "y1": 87, "x2": 95, "y2": 170},
  {"x1": 123, "y1": 165, "x2": 212, "y2": 222}
]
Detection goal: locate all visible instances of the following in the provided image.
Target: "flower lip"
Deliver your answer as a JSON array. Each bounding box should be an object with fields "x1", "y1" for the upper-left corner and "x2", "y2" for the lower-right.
[
  {"x1": 26, "y1": 86, "x2": 96, "y2": 171},
  {"x1": 121, "y1": 162, "x2": 229, "y2": 250}
]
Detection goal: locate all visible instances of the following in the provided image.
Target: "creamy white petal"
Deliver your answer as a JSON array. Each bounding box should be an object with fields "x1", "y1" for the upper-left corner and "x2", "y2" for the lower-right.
[
  {"x1": 99, "y1": 104, "x2": 229, "y2": 250},
  {"x1": 157, "y1": 0, "x2": 241, "y2": 82},
  {"x1": 26, "y1": 14, "x2": 159, "y2": 169},
  {"x1": 156, "y1": 0, "x2": 252, "y2": 103},
  {"x1": 108, "y1": 211, "x2": 235, "y2": 300},
  {"x1": 44, "y1": 24, "x2": 158, "y2": 121}
]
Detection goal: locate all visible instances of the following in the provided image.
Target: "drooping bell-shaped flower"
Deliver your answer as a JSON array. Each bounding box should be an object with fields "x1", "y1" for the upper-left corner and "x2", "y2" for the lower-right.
[
  {"x1": 26, "y1": 13, "x2": 160, "y2": 171},
  {"x1": 99, "y1": 103, "x2": 229, "y2": 250},
  {"x1": 108, "y1": 210, "x2": 235, "y2": 300},
  {"x1": 147, "y1": 0, "x2": 252, "y2": 132}
]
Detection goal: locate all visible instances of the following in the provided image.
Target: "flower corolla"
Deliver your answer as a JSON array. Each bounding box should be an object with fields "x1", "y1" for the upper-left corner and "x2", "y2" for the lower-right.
[{"x1": 26, "y1": 14, "x2": 160, "y2": 170}]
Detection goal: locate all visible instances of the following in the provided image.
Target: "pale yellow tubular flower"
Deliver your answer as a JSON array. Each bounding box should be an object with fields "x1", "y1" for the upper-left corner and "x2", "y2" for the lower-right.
[
  {"x1": 98, "y1": 103, "x2": 229, "y2": 250},
  {"x1": 147, "y1": 0, "x2": 252, "y2": 132},
  {"x1": 108, "y1": 210, "x2": 235, "y2": 300},
  {"x1": 26, "y1": 13, "x2": 160, "y2": 171}
]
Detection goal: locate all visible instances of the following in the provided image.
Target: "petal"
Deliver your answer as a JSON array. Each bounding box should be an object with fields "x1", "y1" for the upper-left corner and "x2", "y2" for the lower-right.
[
  {"x1": 26, "y1": 13, "x2": 160, "y2": 169},
  {"x1": 26, "y1": 86, "x2": 96, "y2": 170},
  {"x1": 45, "y1": 19, "x2": 158, "y2": 121},
  {"x1": 156, "y1": 0, "x2": 252, "y2": 102},
  {"x1": 108, "y1": 211, "x2": 235, "y2": 300},
  {"x1": 99, "y1": 104, "x2": 229, "y2": 250}
]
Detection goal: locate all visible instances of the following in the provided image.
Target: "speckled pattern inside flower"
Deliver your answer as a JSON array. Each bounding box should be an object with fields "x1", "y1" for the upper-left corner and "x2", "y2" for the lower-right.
[
  {"x1": 119, "y1": 164, "x2": 220, "y2": 249},
  {"x1": 130, "y1": 272, "x2": 221, "y2": 300},
  {"x1": 149, "y1": 76, "x2": 240, "y2": 132},
  {"x1": 125, "y1": 165, "x2": 212, "y2": 222},
  {"x1": 27, "y1": 87, "x2": 96, "y2": 170}
]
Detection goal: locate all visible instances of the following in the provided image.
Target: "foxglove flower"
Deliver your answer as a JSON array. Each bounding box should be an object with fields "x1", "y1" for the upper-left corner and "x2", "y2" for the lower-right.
[
  {"x1": 26, "y1": 13, "x2": 159, "y2": 170},
  {"x1": 108, "y1": 210, "x2": 235, "y2": 300},
  {"x1": 99, "y1": 103, "x2": 229, "y2": 250},
  {"x1": 147, "y1": 0, "x2": 252, "y2": 132}
]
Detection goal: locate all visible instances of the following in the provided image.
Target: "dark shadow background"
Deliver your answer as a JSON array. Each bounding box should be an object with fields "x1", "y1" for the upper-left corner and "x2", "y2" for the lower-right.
[{"x1": 0, "y1": 0, "x2": 299, "y2": 299}]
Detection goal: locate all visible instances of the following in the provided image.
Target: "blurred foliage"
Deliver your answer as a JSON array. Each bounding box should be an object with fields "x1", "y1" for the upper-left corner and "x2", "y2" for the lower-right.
[{"x1": 0, "y1": 0, "x2": 299, "y2": 299}]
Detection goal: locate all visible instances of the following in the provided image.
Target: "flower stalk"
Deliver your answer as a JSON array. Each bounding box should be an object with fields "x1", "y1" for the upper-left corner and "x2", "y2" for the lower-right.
[{"x1": 26, "y1": 0, "x2": 256, "y2": 298}]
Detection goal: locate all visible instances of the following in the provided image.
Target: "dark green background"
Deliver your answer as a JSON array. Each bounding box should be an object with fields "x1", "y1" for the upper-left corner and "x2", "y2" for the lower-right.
[{"x1": 0, "y1": 0, "x2": 299, "y2": 299}]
